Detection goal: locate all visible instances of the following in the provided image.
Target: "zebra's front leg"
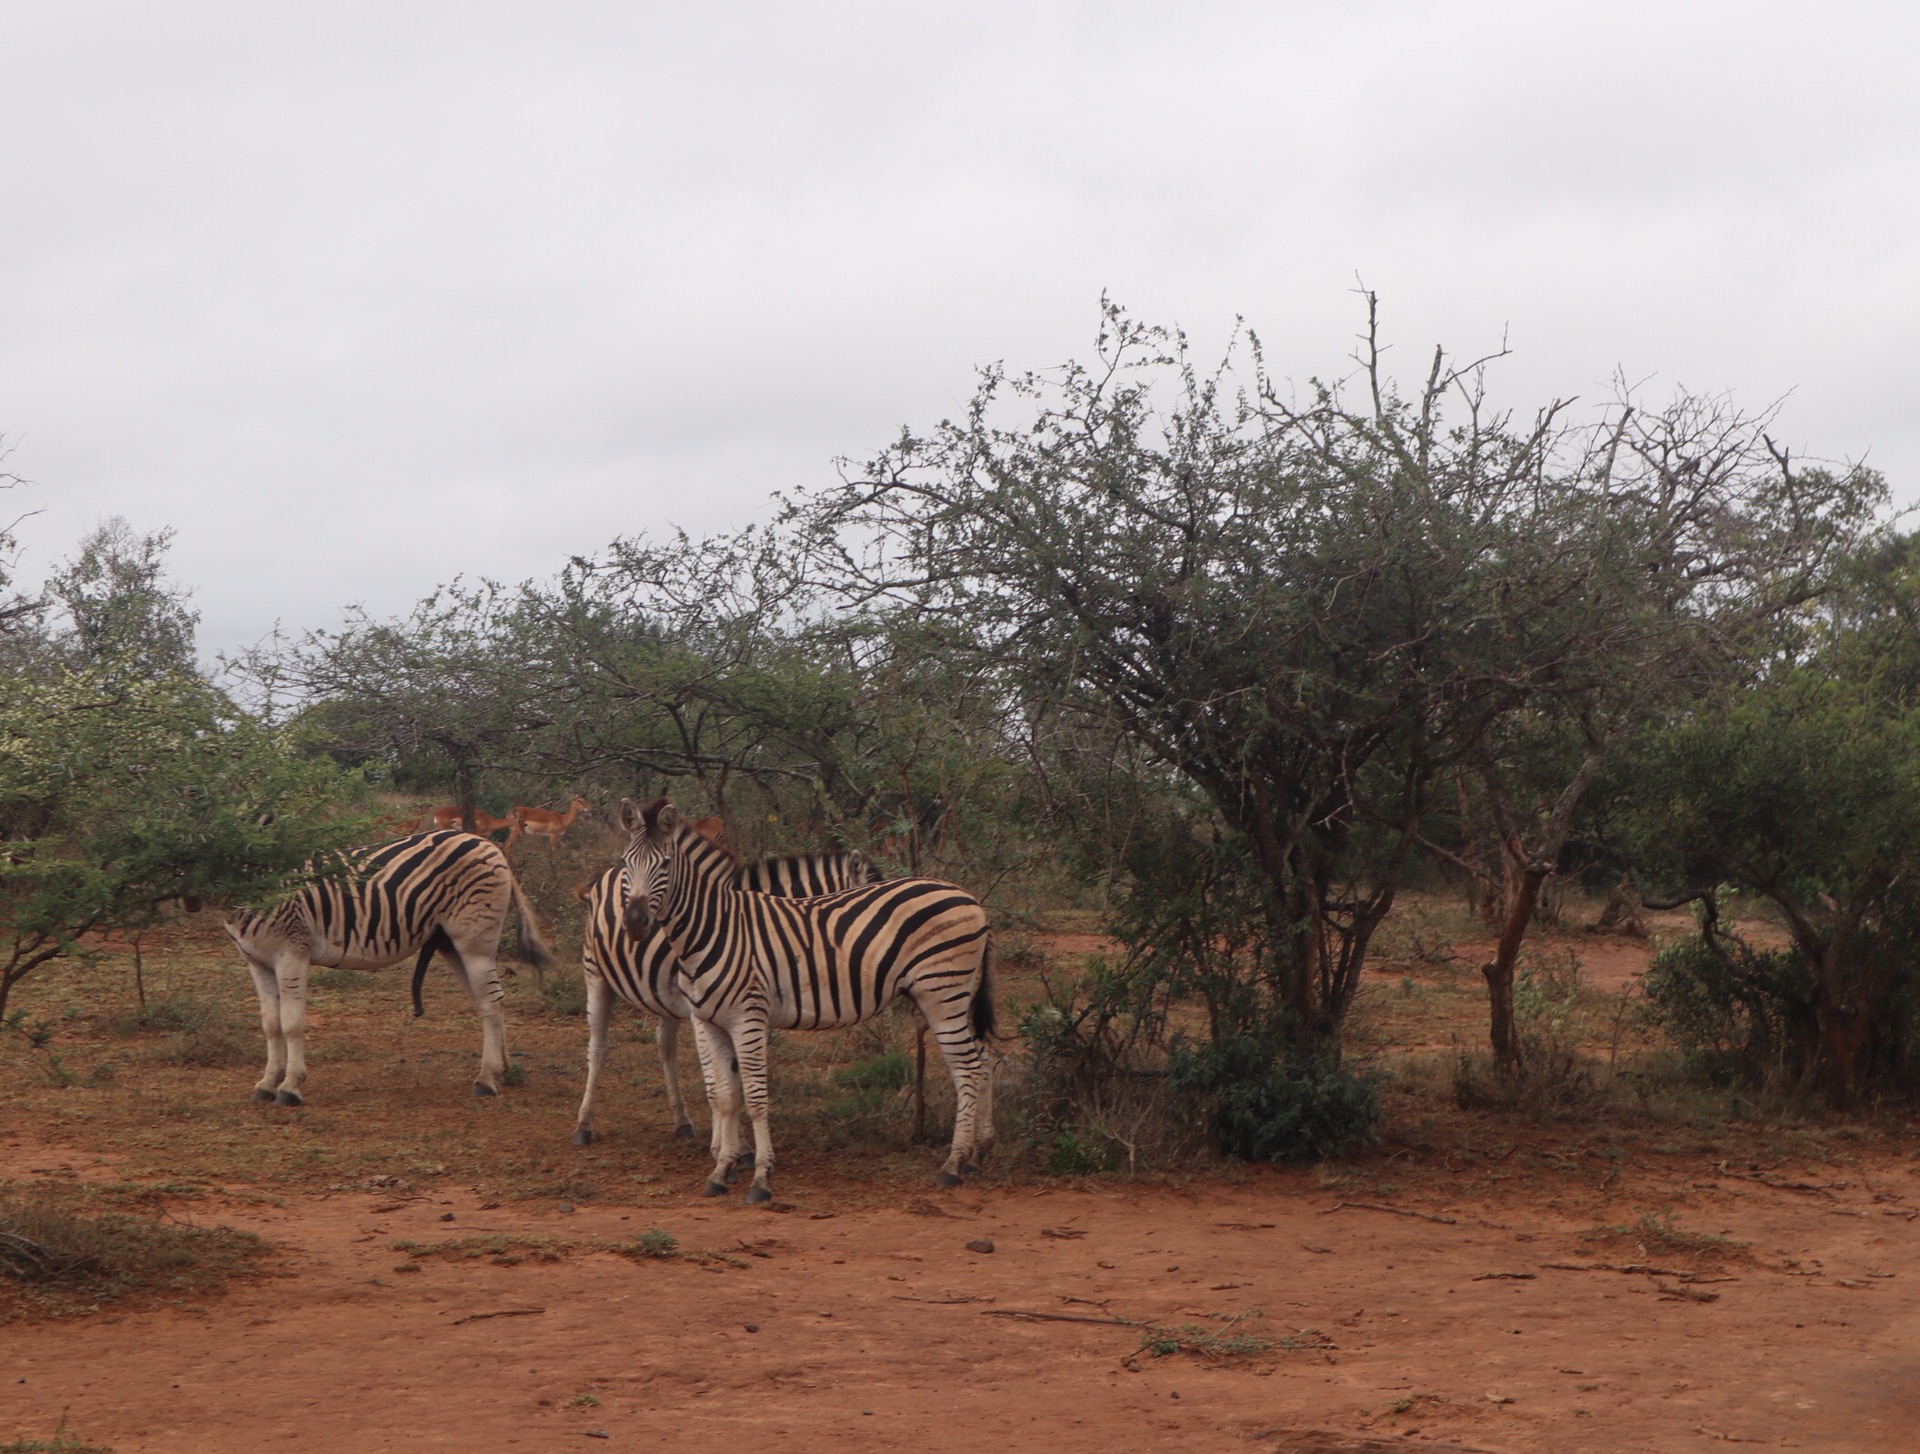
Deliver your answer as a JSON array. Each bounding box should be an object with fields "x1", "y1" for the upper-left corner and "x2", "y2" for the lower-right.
[
  {"x1": 691, "y1": 1016, "x2": 751, "y2": 1174},
  {"x1": 654, "y1": 1014, "x2": 697, "y2": 1142},
  {"x1": 246, "y1": 957, "x2": 288, "y2": 1102},
  {"x1": 696, "y1": 1019, "x2": 747, "y2": 1197},
  {"x1": 689, "y1": 1014, "x2": 726, "y2": 1161},
  {"x1": 572, "y1": 971, "x2": 615, "y2": 1146},
  {"x1": 728, "y1": 1015, "x2": 777, "y2": 1206}
]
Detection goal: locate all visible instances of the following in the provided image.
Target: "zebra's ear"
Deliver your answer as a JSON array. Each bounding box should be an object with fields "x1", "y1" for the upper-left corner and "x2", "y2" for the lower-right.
[
  {"x1": 656, "y1": 801, "x2": 682, "y2": 832},
  {"x1": 618, "y1": 797, "x2": 646, "y2": 833}
]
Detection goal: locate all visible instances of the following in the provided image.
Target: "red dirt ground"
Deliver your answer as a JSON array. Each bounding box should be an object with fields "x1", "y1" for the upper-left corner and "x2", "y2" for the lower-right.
[{"x1": 5, "y1": 1130, "x2": 1919, "y2": 1453}]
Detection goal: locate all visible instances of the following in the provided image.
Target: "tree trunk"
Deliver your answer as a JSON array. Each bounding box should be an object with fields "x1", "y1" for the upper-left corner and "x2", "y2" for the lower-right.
[
  {"x1": 456, "y1": 757, "x2": 479, "y2": 834},
  {"x1": 1484, "y1": 863, "x2": 1550, "y2": 1075}
]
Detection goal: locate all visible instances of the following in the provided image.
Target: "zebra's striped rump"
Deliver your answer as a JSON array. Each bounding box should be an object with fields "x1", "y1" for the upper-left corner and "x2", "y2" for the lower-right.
[
  {"x1": 222, "y1": 830, "x2": 551, "y2": 1104},
  {"x1": 618, "y1": 795, "x2": 996, "y2": 1201}
]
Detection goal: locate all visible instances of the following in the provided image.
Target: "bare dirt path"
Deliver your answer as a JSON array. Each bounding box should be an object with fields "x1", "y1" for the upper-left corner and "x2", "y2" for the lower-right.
[{"x1": 5, "y1": 1135, "x2": 1918, "y2": 1453}]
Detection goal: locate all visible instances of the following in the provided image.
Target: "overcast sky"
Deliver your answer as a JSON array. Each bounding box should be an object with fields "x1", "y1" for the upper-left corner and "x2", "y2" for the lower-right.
[{"x1": 3, "y1": 1, "x2": 1916, "y2": 656}]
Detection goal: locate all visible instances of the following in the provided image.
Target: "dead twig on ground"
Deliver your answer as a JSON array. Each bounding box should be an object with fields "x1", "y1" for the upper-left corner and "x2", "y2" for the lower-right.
[
  {"x1": 1319, "y1": 1201, "x2": 1458, "y2": 1225},
  {"x1": 982, "y1": 1308, "x2": 1146, "y2": 1328},
  {"x1": 450, "y1": 1306, "x2": 545, "y2": 1325},
  {"x1": 1544, "y1": 1261, "x2": 1734, "y2": 1284}
]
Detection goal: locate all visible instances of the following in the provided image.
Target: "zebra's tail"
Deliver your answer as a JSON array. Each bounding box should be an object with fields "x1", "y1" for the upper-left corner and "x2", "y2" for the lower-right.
[
  {"x1": 509, "y1": 870, "x2": 556, "y2": 984},
  {"x1": 970, "y1": 934, "x2": 997, "y2": 1042}
]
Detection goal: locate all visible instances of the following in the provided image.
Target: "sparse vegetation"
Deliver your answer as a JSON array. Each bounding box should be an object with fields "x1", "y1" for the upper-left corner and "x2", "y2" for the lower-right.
[{"x1": 0, "y1": 1180, "x2": 268, "y2": 1319}]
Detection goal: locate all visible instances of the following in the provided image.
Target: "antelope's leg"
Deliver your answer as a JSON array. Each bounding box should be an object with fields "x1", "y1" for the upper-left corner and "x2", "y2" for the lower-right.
[{"x1": 573, "y1": 970, "x2": 613, "y2": 1145}]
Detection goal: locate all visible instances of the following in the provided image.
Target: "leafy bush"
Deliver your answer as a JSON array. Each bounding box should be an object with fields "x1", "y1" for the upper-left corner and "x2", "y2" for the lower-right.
[
  {"x1": 1166, "y1": 1034, "x2": 1379, "y2": 1163},
  {"x1": 1643, "y1": 932, "x2": 1819, "y2": 1086},
  {"x1": 1044, "y1": 1131, "x2": 1113, "y2": 1176}
]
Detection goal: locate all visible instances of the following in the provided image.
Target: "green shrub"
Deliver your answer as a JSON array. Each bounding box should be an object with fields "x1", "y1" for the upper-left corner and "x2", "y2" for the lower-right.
[
  {"x1": 831, "y1": 1052, "x2": 911, "y2": 1092},
  {"x1": 1166, "y1": 1034, "x2": 1379, "y2": 1163},
  {"x1": 1044, "y1": 1131, "x2": 1112, "y2": 1176},
  {"x1": 1643, "y1": 933, "x2": 1818, "y2": 1086}
]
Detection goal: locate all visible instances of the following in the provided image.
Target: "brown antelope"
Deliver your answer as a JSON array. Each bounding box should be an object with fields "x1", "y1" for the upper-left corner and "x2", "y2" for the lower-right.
[
  {"x1": 512, "y1": 793, "x2": 591, "y2": 851},
  {"x1": 430, "y1": 805, "x2": 522, "y2": 847}
]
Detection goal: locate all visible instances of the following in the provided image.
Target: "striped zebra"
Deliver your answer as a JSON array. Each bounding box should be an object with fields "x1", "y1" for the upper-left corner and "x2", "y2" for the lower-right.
[
  {"x1": 570, "y1": 844, "x2": 883, "y2": 1149},
  {"x1": 221, "y1": 830, "x2": 553, "y2": 1105},
  {"x1": 618, "y1": 795, "x2": 995, "y2": 1203}
]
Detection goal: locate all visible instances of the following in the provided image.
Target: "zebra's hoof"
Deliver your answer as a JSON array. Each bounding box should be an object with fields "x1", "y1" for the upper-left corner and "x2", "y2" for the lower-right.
[
  {"x1": 472, "y1": 1082, "x2": 498, "y2": 1098},
  {"x1": 674, "y1": 1123, "x2": 696, "y2": 1142},
  {"x1": 737, "y1": 1151, "x2": 756, "y2": 1170},
  {"x1": 960, "y1": 1161, "x2": 982, "y2": 1178},
  {"x1": 572, "y1": 1128, "x2": 595, "y2": 1147},
  {"x1": 273, "y1": 1089, "x2": 303, "y2": 1107},
  {"x1": 251, "y1": 1088, "x2": 277, "y2": 1103},
  {"x1": 747, "y1": 1185, "x2": 773, "y2": 1206},
  {"x1": 723, "y1": 1162, "x2": 740, "y2": 1185},
  {"x1": 936, "y1": 1171, "x2": 963, "y2": 1189},
  {"x1": 704, "y1": 1179, "x2": 732, "y2": 1198}
]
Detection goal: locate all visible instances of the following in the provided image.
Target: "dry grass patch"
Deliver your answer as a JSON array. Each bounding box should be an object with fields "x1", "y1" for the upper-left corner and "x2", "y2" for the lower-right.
[{"x1": 0, "y1": 1179, "x2": 269, "y2": 1320}]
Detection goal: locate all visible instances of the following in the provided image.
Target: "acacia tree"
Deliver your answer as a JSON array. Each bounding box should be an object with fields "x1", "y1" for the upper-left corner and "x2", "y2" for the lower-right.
[
  {"x1": 0, "y1": 671, "x2": 364, "y2": 1022},
  {"x1": 1617, "y1": 532, "x2": 1920, "y2": 1100},
  {"x1": 1397, "y1": 393, "x2": 1878, "y2": 1072},
  {"x1": 237, "y1": 582, "x2": 554, "y2": 832},
  {"x1": 792, "y1": 301, "x2": 1589, "y2": 1042}
]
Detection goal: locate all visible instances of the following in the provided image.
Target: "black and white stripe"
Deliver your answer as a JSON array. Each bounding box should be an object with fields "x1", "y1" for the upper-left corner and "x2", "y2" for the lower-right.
[
  {"x1": 737, "y1": 850, "x2": 880, "y2": 898},
  {"x1": 569, "y1": 849, "x2": 884, "y2": 1149},
  {"x1": 618, "y1": 796, "x2": 995, "y2": 1202},
  {"x1": 222, "y1": 830, "x2": 553, "y2": 1104}
]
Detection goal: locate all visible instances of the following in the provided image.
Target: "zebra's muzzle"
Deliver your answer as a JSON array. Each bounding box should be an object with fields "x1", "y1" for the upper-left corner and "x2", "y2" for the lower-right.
[{"x1": 622, "y1": 897, "x2": 651, "y2": 939}]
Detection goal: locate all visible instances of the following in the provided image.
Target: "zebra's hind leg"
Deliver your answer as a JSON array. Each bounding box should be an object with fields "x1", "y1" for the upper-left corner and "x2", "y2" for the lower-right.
[
  {"x1": 653, "y1": 1014, "x2": 696, "y2": 1143},
  {"x1": 448, "y1": 938, "x2": 509, "y2": 1097},
  {"x1": 924, "y1": 1019, "x2": 989, "y2": 1187},
  {"x1": 572, "y1": 970, "x2": 614, "y2": 1146},
  {"x1": 245, "y1": 956, "x2": 288, "y2": 1102},
  {"x1": 268, "y1": 948, "x2": 313, "y2": 1106}
]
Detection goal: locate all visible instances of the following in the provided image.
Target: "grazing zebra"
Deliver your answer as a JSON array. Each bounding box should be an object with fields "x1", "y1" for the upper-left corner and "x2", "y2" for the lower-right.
[
  {"x1": 221, "y1": 830, "x2": 553, "y2": 1104},
  {"x1": 617, "y1": 795, "x2": 995, "y2": 1203},
  {"x1": 570, "y1": 844, "x2": 883, "y2": 1150}
]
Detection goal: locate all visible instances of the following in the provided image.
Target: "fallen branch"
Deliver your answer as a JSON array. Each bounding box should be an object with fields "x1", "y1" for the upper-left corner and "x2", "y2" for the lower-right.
[
  {"x1": 982, "y1": 1309, "x2": 1145, "y2": 1328},
  {"x1": 1318, "y1": 1200, "x2": 1457, "y2": 1225},
  {"x1": 1471, "y1": 1272, "x2": 1537, "y2": 1281},
  {"x1": 892, "y1": 1294, "x2": 991, "y2": 1305},
  {"x1": 1544, "y1": 1261, "x2": 1733, "y2": 1284},
  {"x1": 451, "y1": 1307, "x2": 546, "y2": 1325},
  {"x1": 1659, "y1": 1282, "x2": 1720, "y2": 1303},
  {"x1": 1715, "y1": 1162, "x2": 1841, "y2": 1199}
]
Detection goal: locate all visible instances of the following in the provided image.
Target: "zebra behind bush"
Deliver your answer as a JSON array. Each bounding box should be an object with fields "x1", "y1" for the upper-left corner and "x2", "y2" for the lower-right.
[
  {"x1": 222, "y1": 830, "x2": 552, "y2": 1104},
  {"x1": 618, "y1": 795, "x2": 995, "y2": 1203}
]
